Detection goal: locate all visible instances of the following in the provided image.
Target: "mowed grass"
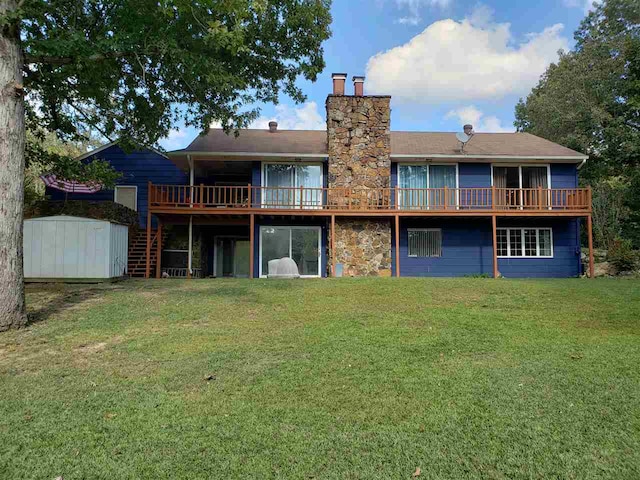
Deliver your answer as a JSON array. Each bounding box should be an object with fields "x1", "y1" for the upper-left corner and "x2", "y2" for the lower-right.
[{"x1": 1, "y1": 279, "x2": 639, "y2": 479}]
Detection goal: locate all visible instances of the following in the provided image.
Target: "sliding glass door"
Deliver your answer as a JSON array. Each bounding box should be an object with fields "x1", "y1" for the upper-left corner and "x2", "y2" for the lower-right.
[
  {"x1": 398, "y1": 164, "x2": 457, "y2": 209},
  {"x1": 260, "y1": 226, "x2": 321, "y2": 277},
  {"x1": 493, "y1": 165, "x2": 549, "y2": 208},
  {"x1": 263, "y1": 163, "x2": 323, "y2": 208}
]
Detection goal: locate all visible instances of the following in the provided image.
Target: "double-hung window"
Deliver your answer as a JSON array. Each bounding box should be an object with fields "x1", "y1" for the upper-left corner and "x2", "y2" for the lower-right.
[
  {"x1": 262, "y1": 163, "x2": 323, "y2": 209},
  {"x1": 496, "y1": 227, "x2": 553, "y2": 258},
  {"x1": 398, "y1": 164, "x2": 457, "y2": 209}
]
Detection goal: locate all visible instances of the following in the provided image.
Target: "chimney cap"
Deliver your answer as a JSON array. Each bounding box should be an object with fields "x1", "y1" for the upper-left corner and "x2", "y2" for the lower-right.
[
  {"x1": 352, "y1": 75, "x2": 365, "y2": 83},
  {"x1": 332, "y1": 73, "x2": 347, "y2": 80},
  {"x1": 268, "y1": 121, "x2": 278, "y2": 132}
]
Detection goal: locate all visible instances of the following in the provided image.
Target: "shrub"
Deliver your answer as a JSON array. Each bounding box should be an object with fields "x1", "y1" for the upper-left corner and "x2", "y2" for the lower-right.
[{"x1": 607, "y1": 238, "x2": 637, "y2": 272}]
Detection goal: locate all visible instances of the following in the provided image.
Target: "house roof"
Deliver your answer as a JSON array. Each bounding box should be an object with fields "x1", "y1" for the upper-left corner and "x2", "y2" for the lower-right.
[{"x1": 167, "y1": 129, "x2": 587, "y2": 162}]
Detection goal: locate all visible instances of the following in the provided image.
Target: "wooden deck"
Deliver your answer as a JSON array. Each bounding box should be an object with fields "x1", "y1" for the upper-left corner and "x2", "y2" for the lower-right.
[
  {"x1": 148, "y1": 183, "x2": 592, "y2": 217},
  {"x1": 144, "y1": 183, "x2": 595, "y2": 280}
]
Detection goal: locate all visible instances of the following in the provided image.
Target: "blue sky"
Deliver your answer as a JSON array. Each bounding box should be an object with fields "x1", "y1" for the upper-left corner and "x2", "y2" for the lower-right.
[{"x1": 160, "y1": 0, "x2": 595, "y2": 150}]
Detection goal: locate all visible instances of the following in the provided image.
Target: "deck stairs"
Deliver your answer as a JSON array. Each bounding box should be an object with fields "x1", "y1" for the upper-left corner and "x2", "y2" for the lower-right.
[{"x1": 128, "y1": 228, "x2": 167, "y2": 278}]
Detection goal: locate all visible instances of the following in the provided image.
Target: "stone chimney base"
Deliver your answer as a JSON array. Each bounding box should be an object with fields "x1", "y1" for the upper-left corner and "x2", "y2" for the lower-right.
[{"x1": 331, "y1": 218, "x2": 392, "y2": 277}]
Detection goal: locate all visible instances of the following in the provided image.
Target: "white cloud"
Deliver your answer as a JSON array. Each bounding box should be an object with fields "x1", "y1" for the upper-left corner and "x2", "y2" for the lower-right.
[
  {"x1": 366, "y1": 6, "x2": 568, "y2": 103},
  {"x1": 250, "y1": 101, "x2": 325, "y2": 130},
  {"x1": 446, "y1": 105, "x2": 514, "y2": 132},
  {"x1": 564, "y1": 0, "x2": 601, "y2": 14},
  {"x1": 391, "y1": 0, "x2": 451, "y2": 26},
  {"x1": 160, "y1": 127, "x2": 190, "y2": 150}
]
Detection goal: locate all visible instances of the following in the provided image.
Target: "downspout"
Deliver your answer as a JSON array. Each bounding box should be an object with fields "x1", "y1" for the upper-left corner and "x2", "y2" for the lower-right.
[{"x1": 577, "y1": 158, "x2": 587, "y2": 170}]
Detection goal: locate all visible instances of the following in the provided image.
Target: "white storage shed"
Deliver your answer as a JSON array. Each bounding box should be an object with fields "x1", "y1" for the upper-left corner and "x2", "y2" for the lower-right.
[{"x1": 23, "y1": 216, "x2": 128, "y2": 281}]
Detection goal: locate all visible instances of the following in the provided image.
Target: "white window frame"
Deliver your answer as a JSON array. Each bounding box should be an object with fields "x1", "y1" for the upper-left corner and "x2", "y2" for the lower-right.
[
  {"x1": 491, "y1": 164, "x2": 552, "y2": 210},
  {"x1": 397, "y1": 163, "x2": 459, "y2": 208},
  {"x1": 407, "y1": 228, "x2": 442, "y2": 258},
  {"x1": 497, "y1": 227, "x2": 554, "y2": 258},
  {"x1": 259, "y1": 225, "x2": 322, "y2": 278},
  {"x1": 114, "y1": 185, "x2": 138, "y2": 211}
]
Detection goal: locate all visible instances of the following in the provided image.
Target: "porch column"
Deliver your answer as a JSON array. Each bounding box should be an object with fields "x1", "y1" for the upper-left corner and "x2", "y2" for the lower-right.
[
  {"x1": 187, "y1": 215, "x2": 193, "y2": 279},
  {"x1": 331, "y1": 215, "x2": 336, "y2": 277},
  {"x1": 587, "y1": 214, "x2": 594, "y2": 278},
  {"x1": 492, "y1": 215, "x2": 498, "y2": 278},
  {"x1": 249, "y1": 214, "x2": 255, "y2": 279},
  {"x1": 188, "y1": 154, "x2": 194, "y2": 208},
  {"x1": 395, "y1": 215, "x2": 400, "y2": 277},
  {"x1": 145, "y1": 207, "x2": 152, "y2": 279},
  {"x1": 155, "y1": 220, "x2": 162, "y2": 279}
]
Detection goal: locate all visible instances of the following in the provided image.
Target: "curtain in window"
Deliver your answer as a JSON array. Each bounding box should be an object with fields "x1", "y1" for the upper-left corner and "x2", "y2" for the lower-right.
[
  {"x1": 522, "y1": 166, "x2": 548, "y2": 208},
  {"x1": 264, "y1": 164, "x2": 322, "y2": 208},
  {"x1": 429, "y1": 165, "x2": 456, "y2": 207},
  {"x1": 399, "y1": 165, "x2": 428, "y2": 209},
  {"x1": 264, "y1": 164, "x2": 295, "y2": 207},
  {"x1": 522, "y1": 167, "x2": 548, "y2": 188}
]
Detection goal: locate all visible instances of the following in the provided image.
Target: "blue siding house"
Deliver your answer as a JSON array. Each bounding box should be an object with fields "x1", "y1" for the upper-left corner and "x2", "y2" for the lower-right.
[{"x1": 48, "y1": 75, "x2": 592, "y2": 279}]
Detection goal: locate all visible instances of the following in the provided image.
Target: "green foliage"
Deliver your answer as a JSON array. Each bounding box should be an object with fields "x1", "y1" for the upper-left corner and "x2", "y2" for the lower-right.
[
  {"x1": 590, "y1": 178, "x2": 629, "y2": 248},
  {"x1": 24, "y1": 129, "x2": 120, "y2": 205},
  {"x1": 607, "y1": 238, "x2": 638, "y2": 271},
  {"x1": 25, "y1": 200, "x2": 139, "y2": 227},
  {"x1": 17, "y1": 0, "x2": 333, "y2": 148},
  {"x1": 515, "y1": 0, "x2": 640, "y2": 247}
]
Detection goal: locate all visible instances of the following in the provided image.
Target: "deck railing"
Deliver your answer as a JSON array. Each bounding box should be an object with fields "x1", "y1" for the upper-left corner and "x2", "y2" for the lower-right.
[{"x1": 149, "y1": 183, "x2": 591, "y2": 212}]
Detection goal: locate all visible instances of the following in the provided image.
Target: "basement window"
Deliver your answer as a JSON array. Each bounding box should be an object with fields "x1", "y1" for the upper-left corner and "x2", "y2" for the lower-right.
[
  {"x1": 408, "y1": 229, "x2": 442, "y2": 257},
  {"x1": 497, "y1": 228, "x2": 553, "y2": 258}
]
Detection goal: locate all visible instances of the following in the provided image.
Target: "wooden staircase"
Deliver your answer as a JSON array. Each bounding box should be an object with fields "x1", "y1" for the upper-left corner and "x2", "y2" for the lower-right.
[{"x1": 128, "y1": 228, "x2": 167, "y2": 278}]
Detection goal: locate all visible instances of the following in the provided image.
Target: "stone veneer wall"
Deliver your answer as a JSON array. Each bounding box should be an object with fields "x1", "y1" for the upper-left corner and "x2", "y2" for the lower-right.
[
  {"x1": 332, "y1": 218, "x2": 392, "y2": 277},
  {"x1": 326, "y1": 94, "x2": 392, "y2": 276}
]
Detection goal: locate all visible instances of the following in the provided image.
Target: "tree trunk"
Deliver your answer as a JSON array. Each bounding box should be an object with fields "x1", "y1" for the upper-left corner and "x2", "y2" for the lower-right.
[{"x1": 0, "y1": 0, "x2": 27, "y2": 331}]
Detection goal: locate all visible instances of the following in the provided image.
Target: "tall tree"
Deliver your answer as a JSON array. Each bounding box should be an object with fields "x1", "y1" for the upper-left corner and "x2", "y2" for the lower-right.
[
  {"x1": 515, "y1": 0, "x2": 640, "y2": 181},
  {"x1": 0, "y1": 0, "x2": 26, "y2": 329},
  {"x1": 0, "y1": 0, "x2": 332, "y2": 330}
]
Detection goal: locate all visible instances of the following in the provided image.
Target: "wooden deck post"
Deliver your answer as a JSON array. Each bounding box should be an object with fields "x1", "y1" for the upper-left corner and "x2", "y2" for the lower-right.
[
  {"x1": 492, "y1": 215, "x2": 498, "y2": 278},
  {"x1": 187, "y1": 216, "x2": 192, "y2": 279},
  {"x1": 155, "y1": 220, "x2": 162, "y2": 279},
  {"x1": 145, "y1": 184, "x2": 152, "y2": 279},
  {"x1": 331, "y1": 215, "x2": 336, "y2": 277},
  {"x1": 395, "y1": 215, "x2": 400, "y2": 277},
  {"x1": 587, "y1": 214, "x2": 594, "y2": 278},
  {"x1": 249, "y1": 214, "x2": 255, "y2": 279}
]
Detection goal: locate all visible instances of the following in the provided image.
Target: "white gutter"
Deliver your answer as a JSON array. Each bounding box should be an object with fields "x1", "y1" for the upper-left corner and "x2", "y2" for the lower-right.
[
  {"x1": 169, "y1": 151, "x2": 327, "y2": 159},
  {"x1": 391, "y1": 154, "x2": 588, "y2": 161},
  {"x1": 169, "y1": 151, "x2": 586, "y2": 161},
  {"x1": 577, "y1": 158, "x2": 588, "y2": 170}
]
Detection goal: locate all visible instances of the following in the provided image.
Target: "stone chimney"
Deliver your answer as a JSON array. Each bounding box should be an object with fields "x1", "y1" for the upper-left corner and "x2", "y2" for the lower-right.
[
  {"x1": 268, "y1": 121, "x2": 278, "y2": 133},
  {"x1": 326, "y1": 75, "x2": 392, "y2": 277}
]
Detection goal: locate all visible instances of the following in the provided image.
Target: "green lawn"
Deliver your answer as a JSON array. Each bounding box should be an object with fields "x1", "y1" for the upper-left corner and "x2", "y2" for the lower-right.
[{"x1": 1, "y1": 278, "x2": 639, "y2": 479}]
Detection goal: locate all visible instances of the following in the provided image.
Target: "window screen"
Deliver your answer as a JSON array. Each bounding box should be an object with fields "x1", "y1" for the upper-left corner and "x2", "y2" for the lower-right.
[
  {"x1": 115, "y1": 186, "x2": 137, "y2": 211},
  {"x1": 408, "y1": 229, "x2": 442, "y2": 257}
]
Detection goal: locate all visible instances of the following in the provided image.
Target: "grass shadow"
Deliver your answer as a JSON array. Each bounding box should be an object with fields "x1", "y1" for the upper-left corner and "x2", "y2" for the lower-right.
[{"x1": 25, "y1": 283, "x2": 125, "y2": 325}]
